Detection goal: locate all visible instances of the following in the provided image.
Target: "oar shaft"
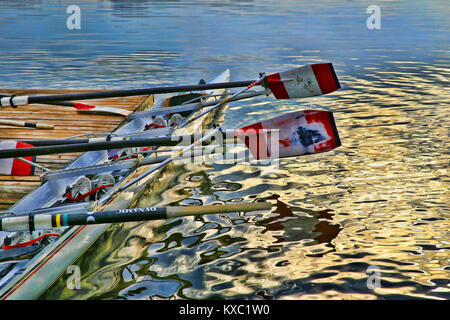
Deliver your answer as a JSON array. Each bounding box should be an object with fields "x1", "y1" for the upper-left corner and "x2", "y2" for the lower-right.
[
  {"x1": 0, "y1": 94, "x2": 90, "y2": 109},
  {"x1": 41, "y1": 155, "x2": 171, "y2": 181},
  {"x1": 126, "y1": 89, "x2": 271, "y2": 120},
  {"x1": 22, "y1": 138, "x2": 90, "y2": 146},
  {"x1": 189, "y1": 75, "x2": 266, "y2": 123},
  {"x1": 44, "y1": 101, "x2": 88, "y2": 108},
  {"x1": 167, "y1": 202, "x2": 271, "y2": 216},
  {"x1": 0, "y1": 202, "x2": 272, "y2": 231},
  {"x1": 0, "y1": 133, "x2": 225, "y2": 159},
  {"x1": 0, "y1": 80, "x2": 255, "y2": 107}
]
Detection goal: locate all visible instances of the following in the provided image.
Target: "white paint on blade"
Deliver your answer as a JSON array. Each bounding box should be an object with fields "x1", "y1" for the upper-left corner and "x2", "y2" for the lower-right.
[
  {"x1": 80, "y1": 106, "x2": 131, "y2": 116},
  {"x1": 280, "y1": 65, "x2": 322, "y2": 97}
]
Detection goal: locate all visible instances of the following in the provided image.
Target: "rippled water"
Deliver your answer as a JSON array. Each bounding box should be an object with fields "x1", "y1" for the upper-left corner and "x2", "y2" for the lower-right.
[{"x1": 1, "y1": 0, "x2": 448, "y2": 300}]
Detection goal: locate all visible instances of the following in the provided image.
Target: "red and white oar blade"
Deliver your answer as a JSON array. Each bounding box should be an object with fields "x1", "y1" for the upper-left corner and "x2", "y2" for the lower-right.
[
  {"x1": 235, "y1": 110, "x2": 341, "y2": 160},
  {"x1": 266, "y1": 63, "x2": 340, "y2": 99},
  {"x1": 0, "y1": 141, "x2": 35, "y2": 176},
  {"x1": 72, "y1": 102, "x2": 131, "y2": 116}
]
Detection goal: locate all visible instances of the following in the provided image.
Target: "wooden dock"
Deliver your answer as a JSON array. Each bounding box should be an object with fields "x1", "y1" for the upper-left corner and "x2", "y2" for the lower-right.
[{"x1": 0, "y1": 89, "x2": 153, "y2": 209}]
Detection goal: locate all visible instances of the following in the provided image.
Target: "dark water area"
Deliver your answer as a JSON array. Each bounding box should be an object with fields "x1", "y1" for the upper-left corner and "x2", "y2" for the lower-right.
[{"x1": 1, "y1": 0, "x2": 448, "y2": 299}]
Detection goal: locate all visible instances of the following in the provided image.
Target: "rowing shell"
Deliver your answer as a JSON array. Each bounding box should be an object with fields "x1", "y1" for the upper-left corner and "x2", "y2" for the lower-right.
[{"x1": 0, "y1": 70, "x2": 230, "y2": 300}]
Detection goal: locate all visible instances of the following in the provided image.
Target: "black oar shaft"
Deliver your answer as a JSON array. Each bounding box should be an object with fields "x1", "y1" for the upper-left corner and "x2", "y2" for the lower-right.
[
  {"x1": 0, "y1": 133, "x2": 227, "y2": 159},
  {"x1": 1, "y1": 94, "x2": 84, "y2": 109},
  {"x1": 0, "y1": 138, "x2": 171, "y2": 159},
  {"x1": 24, "y1": 81, "x2": 254, "y2": 104},
  {"x1": 23, "y1": 138, "x2": 90, "y2": 146},
  {"x1": 0, "y1": 203, "x2": 272, "y2": 231}
]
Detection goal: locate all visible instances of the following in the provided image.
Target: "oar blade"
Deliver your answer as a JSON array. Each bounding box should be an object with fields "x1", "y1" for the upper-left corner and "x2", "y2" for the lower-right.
[
  {"x1": 235, "y1": 110, "x2": 341, "y2": 160},
  {"x1": 266, "y1": 63, "x2": 340, "y2": 99},
  {"x1": 0, "y1": 141, "x2": 35, "y2": 176},
  {"x1": 73, "y1": 103, "x2": 132, "y2": 116},
  {"x1": 71, "y1": 102, "x2": 95, "y2": 110}
]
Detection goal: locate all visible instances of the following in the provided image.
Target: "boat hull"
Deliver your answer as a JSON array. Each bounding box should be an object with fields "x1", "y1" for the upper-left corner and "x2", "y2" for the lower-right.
[{"x1": 0, "y1": 70, "x2": 230, "y2": 299}]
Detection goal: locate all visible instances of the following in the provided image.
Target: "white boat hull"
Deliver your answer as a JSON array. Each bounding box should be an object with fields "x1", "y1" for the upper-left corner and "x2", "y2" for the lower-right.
[{"x1": 0, "y1": 70, "x2": 230, "y2": 299}]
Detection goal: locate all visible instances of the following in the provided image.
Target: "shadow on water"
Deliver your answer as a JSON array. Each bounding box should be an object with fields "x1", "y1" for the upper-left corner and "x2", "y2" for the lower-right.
[{"x1": 254, "y1": 194, "x2": 342, "y2": 257}]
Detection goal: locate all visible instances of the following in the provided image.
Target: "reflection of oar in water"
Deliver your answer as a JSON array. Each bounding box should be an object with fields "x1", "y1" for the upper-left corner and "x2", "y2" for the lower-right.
[
  {"x1": 0, "y1": 202, "x2": 273, "y2": 233},
  {"x1": 255, "y1": 195, "x2": 342, "y2": 255}
]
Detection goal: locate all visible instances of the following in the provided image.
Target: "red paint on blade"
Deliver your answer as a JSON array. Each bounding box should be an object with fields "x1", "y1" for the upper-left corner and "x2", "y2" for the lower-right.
[
  {"x1": 239, "y1": 121, "x2": 264, "y2": 134},
  {"x1": 11, "y1": 141, "x2": 35, "y2": 176},
  {"x1": 311, "y1": 63, "x2": 340, "y2": 95},
  {"x1": 304, "y1": 111, "x2": 339, "y2": 152},
  {"x1": 2, "y1": 234, "x2": 60, "y2": 250},
  {"x1": 237, "y1": 122, "x2": 263, "y2": 155},
  {"x1": 237, "y1": 122, "x2": 271, "y2": 160},
  {"x1": 73, "y1": 102, "x2": 95, "y2": 110},
  {"x1": 266, "y1": 72, "x2": 290, "y2": 99}
]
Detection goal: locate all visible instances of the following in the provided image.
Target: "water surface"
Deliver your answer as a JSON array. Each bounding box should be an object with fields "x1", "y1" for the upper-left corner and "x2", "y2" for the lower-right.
[{"x1": 0, "y1": 0, "x2": 448, "y2": 300}]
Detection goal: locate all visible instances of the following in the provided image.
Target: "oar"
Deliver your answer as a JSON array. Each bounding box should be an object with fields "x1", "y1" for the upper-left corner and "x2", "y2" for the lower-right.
[
  {"x1": 0, "y1": 132, "x2": 225, "y2": 159},
  {"x1": 0, "y1": 63, "x2": 340, "y2": 107},
  {"x1": 41, "y1": 144, "x2": 226, "y2": 181},
  {"x1": 0, "y1": 202, "x2": 273, "y2": 232},
  {"x1": 21, "y1": 128, "x2": 175, "y2": 147},
  {"x1": 97, "y1": 109, "x2": 341, "y2": 205},
  {"x1": 22, "y1": 136, "x2": 146, "y2": 147},
  {"x1": 0, "y1": 81, "x2": 255, "y2": 107},
  {"x1": 0, "y1": 110, "x2": 341, "y2": 179},
  {"x1": 0, "y1": 119, "x2": 54, "y2": 130}
]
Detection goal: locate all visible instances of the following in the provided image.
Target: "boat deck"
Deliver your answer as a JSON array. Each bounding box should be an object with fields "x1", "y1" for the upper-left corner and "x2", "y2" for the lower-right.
[{"x1": 0, "y1": 89, "x2": 153, "y2": 209}]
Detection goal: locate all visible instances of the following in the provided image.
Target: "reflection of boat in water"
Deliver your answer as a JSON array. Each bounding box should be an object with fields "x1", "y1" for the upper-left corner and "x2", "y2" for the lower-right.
[
  {"x1": 255, "y1": 194, "x2": 342, "y2": 256},
  {"x1": 36, "y1": 171, "x2": 343, "y2": 299}
]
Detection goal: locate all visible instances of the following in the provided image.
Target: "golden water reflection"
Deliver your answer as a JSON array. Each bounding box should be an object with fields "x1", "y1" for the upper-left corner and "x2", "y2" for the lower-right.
[
  {"x1": 131, "y1": 61, "x2": 447, "y2": 299},
  {"x1": 40, "y1": 43, "x2": 449, "y2": 303}
]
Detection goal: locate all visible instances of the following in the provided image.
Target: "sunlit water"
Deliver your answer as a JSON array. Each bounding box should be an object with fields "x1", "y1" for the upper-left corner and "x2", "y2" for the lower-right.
[{"x1": 0, "y1": 0, "x2": 448, "y2": 300}]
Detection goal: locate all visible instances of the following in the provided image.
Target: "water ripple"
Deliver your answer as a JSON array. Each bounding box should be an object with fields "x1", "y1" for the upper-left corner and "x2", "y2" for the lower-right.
[{"x1": 6, "y1": 0, "x2": 447, "y2": 300}]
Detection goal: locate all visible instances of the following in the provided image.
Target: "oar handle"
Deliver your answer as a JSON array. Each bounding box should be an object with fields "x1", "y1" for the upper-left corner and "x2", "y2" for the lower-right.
[{"x1": 0, "y1": 119, "x2": 54, "y2": 130}]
